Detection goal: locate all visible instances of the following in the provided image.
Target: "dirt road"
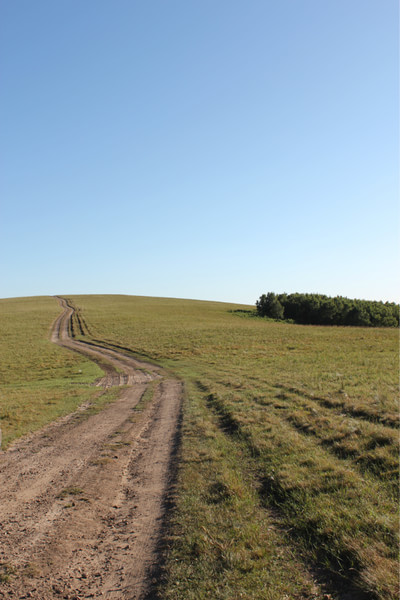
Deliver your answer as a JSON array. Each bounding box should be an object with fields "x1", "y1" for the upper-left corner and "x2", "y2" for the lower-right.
[{"x1": 0, "y1": 298, "x2": 182, "y2": 599}]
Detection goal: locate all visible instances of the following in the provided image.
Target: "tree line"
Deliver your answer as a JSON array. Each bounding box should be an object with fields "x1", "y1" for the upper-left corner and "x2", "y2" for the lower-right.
[{"x1": 256, "y1": 292, "x2": 399, "y2": 327}]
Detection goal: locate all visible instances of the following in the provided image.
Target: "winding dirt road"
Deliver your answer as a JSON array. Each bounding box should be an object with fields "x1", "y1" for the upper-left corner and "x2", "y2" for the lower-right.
[{"x1": 0, "y1": 298, "x2": 182, "y2": 599}]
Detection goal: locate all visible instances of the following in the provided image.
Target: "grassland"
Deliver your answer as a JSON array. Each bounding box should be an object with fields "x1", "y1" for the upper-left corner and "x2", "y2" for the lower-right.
[
  {"x1": 67, "y1": 294, "x2": 399, "y2": 600},
  {"x1": 0, "y1": 294, "x2": 397, "y2": 598},
  {"x1": 0, "y1": 296, "x2": 107, "y2": 448}
]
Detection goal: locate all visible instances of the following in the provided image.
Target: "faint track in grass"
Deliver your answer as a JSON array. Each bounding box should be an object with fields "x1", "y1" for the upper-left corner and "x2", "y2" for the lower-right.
[{"x1": 0, "y1": 297, "x2": 182, "y2": 600}]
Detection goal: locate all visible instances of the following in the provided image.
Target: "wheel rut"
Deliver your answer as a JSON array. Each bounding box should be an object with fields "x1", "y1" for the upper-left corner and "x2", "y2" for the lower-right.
[{"x1": 0, "y1": 297, "x2": 182, "y2": 600}]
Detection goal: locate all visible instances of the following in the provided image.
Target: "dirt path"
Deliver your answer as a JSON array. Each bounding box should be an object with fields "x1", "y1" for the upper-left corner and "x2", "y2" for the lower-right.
[{"x1": 0, "y1": 298, "x2": 182, "y2": 599}]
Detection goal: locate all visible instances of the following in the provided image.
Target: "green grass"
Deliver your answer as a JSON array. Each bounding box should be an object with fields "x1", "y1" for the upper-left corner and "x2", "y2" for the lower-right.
[
  {"x1": 2, "y1": 293, "x2": 398, "y2": 598},
  {"x1": 56, "y1": 486, "x2": 85, "y2": 498},
  {"x1": 0, "y1": 562, "x2": 17, "y2": 583},
  {"x1": 68, "y1": 294, "x2": 399, "y2": 600},
  {"x1": 0, "y1": 296, "x2": 108, "y2": 448},
  {"x1": 159, "y1": 380, "x2": 321, "y2": 600}
]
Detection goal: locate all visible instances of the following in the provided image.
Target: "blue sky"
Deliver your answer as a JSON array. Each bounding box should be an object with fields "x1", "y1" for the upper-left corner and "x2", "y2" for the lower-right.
[{"x1": 1, "y1": 0, "x2": 398, "y2": 304}]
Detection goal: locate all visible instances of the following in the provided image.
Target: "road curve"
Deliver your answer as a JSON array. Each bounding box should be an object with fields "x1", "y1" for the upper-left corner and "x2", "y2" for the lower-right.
[{"x1": 0, "y1": 297, "x2": 182, "y2": 600}]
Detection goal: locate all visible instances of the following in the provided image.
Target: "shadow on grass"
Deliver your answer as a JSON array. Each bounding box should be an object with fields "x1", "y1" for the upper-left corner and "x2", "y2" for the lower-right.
[
  {"x1": 141, "y1": 392, "x2": 184, "y2": 600},
  {"x1": 204, "y1": 386, "x2": 373, "y2": 600},
  {"x1": 229, "y1": 309, "x2": 258, "y2": 318}
]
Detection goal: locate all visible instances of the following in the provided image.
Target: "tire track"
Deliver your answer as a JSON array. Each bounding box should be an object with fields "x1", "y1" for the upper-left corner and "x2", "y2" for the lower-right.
[{"x1": 0, "y1": 297, "x2": 182, "y2": 600}]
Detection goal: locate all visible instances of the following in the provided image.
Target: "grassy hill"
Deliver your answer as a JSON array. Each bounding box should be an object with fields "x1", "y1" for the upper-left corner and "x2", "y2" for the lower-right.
[
  {"x1": 1, "y1": 294, "x2": 398, "y2": 599},
  {"x1": 68, "y1": 294, "x2": 399, "y2": 600}
]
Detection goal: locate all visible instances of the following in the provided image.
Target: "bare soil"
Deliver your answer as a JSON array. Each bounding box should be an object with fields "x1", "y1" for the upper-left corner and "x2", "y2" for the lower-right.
[{"x1": 0, "y1": 298, "x2": 182, "y2": 599}]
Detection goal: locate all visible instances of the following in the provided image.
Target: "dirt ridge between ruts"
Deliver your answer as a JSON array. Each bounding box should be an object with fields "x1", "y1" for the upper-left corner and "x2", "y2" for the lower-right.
[{"x1": 0, "y1": 297, "x2": 183, "y2": 600}]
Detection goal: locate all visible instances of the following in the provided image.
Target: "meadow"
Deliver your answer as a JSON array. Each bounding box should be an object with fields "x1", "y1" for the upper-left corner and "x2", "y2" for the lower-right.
[
  {"x1": 0, "y1": 296, "x2": 107, "y2": 448},
  {"x1": 67, "y1": 294, "x2": 399, "y2": 600},
  {"x1": 0, "y1": 294, "x2": 398, "y2": 598}
]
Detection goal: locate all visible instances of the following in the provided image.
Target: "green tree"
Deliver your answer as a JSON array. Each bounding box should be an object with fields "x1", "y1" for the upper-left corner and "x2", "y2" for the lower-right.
[{"x1": 256, "y1": 293, "x2": 284, "y2": 319}]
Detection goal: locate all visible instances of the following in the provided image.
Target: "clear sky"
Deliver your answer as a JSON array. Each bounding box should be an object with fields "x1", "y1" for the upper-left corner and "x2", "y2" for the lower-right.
[{"x1": 1, "y1": 0, "x2": 398, "y2": 305}]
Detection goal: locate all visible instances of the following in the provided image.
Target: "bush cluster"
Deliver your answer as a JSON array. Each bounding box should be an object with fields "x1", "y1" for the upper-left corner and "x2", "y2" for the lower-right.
[{"x1": 256, "y1": 292, "x2": 399, "y2": 327}]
